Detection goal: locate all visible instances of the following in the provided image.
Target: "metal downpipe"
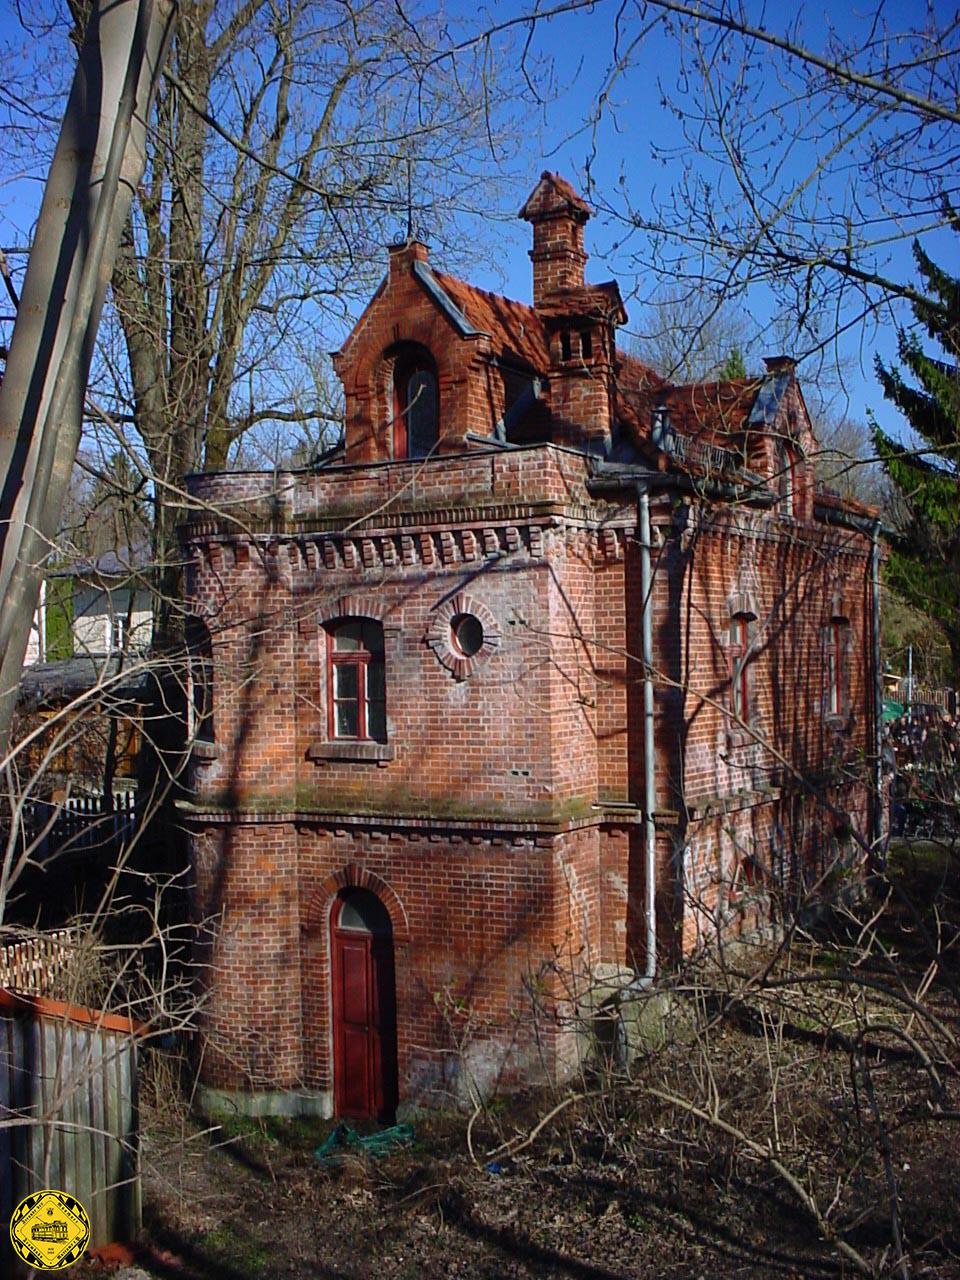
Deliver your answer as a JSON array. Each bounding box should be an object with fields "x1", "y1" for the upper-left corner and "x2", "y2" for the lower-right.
[
  {"x1": 638, "y1": 487, "x2": 657, "y2": 981},
  {"x1": 870, "y1": 519, "x2": 884, "y2": 867}
]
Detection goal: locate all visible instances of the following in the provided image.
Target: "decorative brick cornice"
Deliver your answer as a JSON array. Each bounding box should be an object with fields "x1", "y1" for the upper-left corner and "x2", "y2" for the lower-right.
[
  {"x1": 678, "y1": 505, "x2": 872, "y2": 557},
  {"x1": 184, "y1": 515, "x2": 632, "y2": 584}
]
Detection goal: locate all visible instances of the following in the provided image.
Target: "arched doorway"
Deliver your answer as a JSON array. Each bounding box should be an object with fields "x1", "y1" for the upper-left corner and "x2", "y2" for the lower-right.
[{"x1": 331, "y1": 888, "x2": 398, "y2": 1121}]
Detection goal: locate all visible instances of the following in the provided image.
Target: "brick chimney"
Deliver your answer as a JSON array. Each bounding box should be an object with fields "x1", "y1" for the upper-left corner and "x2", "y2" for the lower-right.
[{"x1": 519, "y1": 172, "x2": 590, "y2": 307}]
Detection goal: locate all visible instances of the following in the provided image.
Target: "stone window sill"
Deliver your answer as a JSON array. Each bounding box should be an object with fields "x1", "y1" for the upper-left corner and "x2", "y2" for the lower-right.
[
  {"x1": 726, "y1": 728, "x2": 758, "y2": 750},
  {"x1": 307, "y1": 740, "x2": 395, "y2": 764},
  {"x1": 191, "y1": 740, "x2": 219, "y2": 762}
]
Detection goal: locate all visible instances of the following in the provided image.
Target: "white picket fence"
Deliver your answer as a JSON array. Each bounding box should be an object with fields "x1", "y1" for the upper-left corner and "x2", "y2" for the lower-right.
[
  {"x1": 25, "y1": 790, "x2": 137, "y2": 861},
  {"x1": 0, "y1": 930, "x2": 75, "y2": 997}
]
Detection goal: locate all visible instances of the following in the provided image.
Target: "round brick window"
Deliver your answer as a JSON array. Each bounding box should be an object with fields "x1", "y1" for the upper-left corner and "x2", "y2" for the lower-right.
[
  {"x1": 450, "y1": 613, "x2": 483, "y2": 657},
  {"x1": 426, "y1": 592, "x2": 500, "y2": 680}
]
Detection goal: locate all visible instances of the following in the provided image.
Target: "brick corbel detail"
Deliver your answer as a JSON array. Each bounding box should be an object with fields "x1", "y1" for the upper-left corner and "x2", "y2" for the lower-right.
[{"x1": 304, "y1": 863, "x2": 410, "y2": 940}]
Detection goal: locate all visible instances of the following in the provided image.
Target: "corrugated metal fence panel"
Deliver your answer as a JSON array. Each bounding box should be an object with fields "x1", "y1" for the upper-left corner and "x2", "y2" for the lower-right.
[{"x1": 0, "y1": 996, "x2": 139, "y2": 1270}]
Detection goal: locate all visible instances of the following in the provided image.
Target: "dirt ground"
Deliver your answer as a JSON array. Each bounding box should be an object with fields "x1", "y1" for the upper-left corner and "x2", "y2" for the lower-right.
[{"x1": 78, "y1": 844, "x2": 960, "y2": 1280}]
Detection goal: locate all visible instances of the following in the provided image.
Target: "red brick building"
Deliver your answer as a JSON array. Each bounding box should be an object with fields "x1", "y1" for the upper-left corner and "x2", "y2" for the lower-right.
[{"x1": 182, "y1": 173, "x2": 882, "y2": 1119}]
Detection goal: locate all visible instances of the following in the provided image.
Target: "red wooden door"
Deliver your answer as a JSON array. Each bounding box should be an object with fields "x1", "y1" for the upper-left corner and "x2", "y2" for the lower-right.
[{"x1": 332, "y1": 893, "x2": 397, "y2": 1121}]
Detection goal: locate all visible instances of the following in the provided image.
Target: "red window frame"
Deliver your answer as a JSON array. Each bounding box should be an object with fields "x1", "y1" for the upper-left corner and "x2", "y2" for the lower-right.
[
  {"x1": 393, "y1": 361, "x2": 438, "y2": 460},
  {"x1": 326, "y1": 620, "x2": 386, "y2": 742},
  {"x1": 729, "y1": 614, "x2": 752, "y2": 722}
]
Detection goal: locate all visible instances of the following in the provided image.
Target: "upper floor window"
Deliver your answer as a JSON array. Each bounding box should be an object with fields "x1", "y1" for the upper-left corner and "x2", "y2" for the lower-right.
[
  {"x1": 394, "y1": 357, "x2": 438, "y2": 460},
  {"x1": 729, "y1": 612, "x2": 755, "y2": 724},
  {"x1": 326, "y1": 619, "x2": 386, "y2": 743},
  {"x1": 778, "y1": 442, "x2": 801, "y2": 517}
]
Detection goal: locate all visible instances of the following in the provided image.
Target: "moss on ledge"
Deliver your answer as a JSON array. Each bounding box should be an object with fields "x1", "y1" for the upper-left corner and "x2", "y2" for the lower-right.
[{"x1": 180, "y1": 786, "x2": 597, "y2": 828}]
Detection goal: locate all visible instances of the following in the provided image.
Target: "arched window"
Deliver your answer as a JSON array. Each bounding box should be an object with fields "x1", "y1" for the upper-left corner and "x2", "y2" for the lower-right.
[
  {"x1": 779, "y1": 442, "x2": 801, "y2": 517},
  {"x1": 393, "y1": 357, "x2": 438, "y2": 460},
  {"x1": 326, "y1": 618, "x2": 386, "y2": 742}
]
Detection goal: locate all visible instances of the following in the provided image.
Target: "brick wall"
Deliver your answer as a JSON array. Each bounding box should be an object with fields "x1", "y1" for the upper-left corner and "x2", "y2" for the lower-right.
[{"x1": 183, "y1": 442, "x2": 877, "y2": 1112}]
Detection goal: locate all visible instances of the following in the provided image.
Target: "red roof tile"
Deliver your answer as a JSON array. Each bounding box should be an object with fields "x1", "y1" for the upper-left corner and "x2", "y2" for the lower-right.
[
  {"x1": 616, "y1": 354, "x2": 763, "y2": 464},
  {"x1": 659, "y1": 378, "x2": 761, "y2": 443},
  {"x1": 432, "y1": 270, "x2": 550, "y2": 369}
]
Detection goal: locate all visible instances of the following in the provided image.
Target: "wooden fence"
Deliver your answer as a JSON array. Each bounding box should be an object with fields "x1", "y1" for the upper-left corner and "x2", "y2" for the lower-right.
[
  {"x1": 0, "y1": 930, "x2": 75, "y2": 997},
  {"x1": 24, "y1": 790, "x2": 138, "y2": 862},
  {"x1": 0, "y1": 991, "x2": 140, "y2": 1266}
]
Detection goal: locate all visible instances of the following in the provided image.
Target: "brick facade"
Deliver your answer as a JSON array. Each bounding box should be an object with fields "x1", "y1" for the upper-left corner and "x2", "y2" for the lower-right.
[{"x1": 181, "y1": 174, "x2": 881, "y2": 1116}]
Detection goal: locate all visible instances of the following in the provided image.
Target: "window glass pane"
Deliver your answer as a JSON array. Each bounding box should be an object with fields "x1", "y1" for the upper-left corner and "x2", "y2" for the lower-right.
[
  {"x1": 367, "y1": 659, "x2": 385, "y2": 701},
  {"x1": 367, "y1": 698, "x2": 386, "y2": 743},
  {"x1": 452, "y1": 613, "x2": 484, "y2": 657},
  {"x1": 362, "y1": 621, "x2": 385, "y2": 656},
  {"x1": 406, "y1": 370, "x2": 438, "y2": 458},
  {"x1": 332, "y1": 620, "x2": 363, "y2": 650},
  {"x1": 334, "y1": 662, "x2": 358, "y2": 700},
  {"x1": 336, "y1": 699, "x2": 359, "y2": 737},
  {"x1": 338, "y1": 890, "x2": 392, "y2": 934}
]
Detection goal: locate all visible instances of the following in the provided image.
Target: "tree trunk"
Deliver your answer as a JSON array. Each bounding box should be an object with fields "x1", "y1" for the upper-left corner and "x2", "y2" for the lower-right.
[{"x1": 0, "y1": 0, "x2": 176, "y2": 758}]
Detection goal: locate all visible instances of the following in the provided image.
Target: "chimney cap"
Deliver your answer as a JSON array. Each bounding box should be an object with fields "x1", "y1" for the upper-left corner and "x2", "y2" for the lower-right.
[
  {"x1": 763, "y1": 354, "x2": 797, "y2": 373},
  {"x1": 519, "y1": 171, "x2": 591, "y2": 223}
]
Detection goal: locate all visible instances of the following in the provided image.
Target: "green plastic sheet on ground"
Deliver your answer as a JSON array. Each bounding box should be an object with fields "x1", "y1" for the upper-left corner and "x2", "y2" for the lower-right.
[{"x1": 314, "y1": 1121, "x2": 414, "y2": 1166}]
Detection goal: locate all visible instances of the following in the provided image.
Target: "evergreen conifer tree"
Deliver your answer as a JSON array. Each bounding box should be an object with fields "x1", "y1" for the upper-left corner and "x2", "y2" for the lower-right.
[{"x1": 874, "y1": 240, "x2": 960, "y2": 676}]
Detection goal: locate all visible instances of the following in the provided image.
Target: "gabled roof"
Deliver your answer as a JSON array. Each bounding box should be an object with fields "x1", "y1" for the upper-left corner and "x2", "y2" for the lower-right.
[
  {"x1": 616, "y1": 352, "x2": 769, "y2": 474},
  {"x1": 659, "y1": 378, "x2": 762, "y2": 442},
  {"x1": 748, "y1": 370, "x2": 792, "y2": 427},
  {"x1": 411, "y1": 262, "x2": 483, "y2": 337}
]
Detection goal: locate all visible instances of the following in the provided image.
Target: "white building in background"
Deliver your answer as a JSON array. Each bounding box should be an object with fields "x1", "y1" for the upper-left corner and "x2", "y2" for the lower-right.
[
  {"x1": 24, "y1": 578, "x2": 46, "y2": 665},
  {"x1": 25, "y1": 550, "x2": 153, "y2": 665}
]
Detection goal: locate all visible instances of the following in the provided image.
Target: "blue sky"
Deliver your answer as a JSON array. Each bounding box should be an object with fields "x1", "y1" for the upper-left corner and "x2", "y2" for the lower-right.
[
  {"x1": 2, "y1": 0, "x2": 953, "y2": 448},
  {"x1": 448, "y1": 0, "x2": 958, "y2": 440}
]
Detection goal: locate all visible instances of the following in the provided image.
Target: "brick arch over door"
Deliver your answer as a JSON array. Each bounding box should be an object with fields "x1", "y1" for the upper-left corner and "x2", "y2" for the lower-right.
[{"x1": 304, "y1": 862, "x2": 410, "y2": 942}]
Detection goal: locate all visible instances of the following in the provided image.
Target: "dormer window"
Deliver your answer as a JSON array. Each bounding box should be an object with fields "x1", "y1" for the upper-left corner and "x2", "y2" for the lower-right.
[
  {"x1": 580, "y1": 329, "x2": 593, "y2": 359},
  {"x1": 393, "y1": 352, "x2": 438, "y2": 459},
  {"x1": 560, "y1": 331, "x2": 573, "y2": 362}
]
